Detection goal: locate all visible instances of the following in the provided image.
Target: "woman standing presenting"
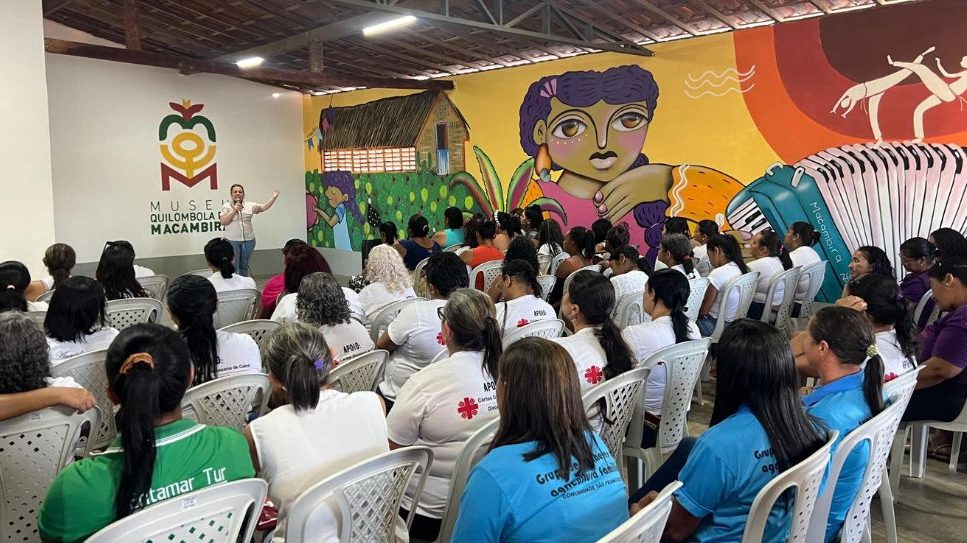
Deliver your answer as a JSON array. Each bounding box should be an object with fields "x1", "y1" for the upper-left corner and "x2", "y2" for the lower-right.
[{"x1": 219, "y1": 184, "x2": 280, "y2": 277}]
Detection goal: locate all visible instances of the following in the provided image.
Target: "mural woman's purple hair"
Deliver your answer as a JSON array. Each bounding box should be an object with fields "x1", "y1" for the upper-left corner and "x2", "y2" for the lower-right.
[
  {"x1": 324, "y1": 171, "x2": 364, "y2": 222},
  {"x1": 518, "y1": 65, "x2": 660, "y2": 168}
]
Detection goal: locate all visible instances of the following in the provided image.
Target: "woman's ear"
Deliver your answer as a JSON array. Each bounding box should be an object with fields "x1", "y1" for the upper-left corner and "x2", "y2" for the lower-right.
[{"x1": 533, "y1": 120, "x2": 547, "y2": 146}]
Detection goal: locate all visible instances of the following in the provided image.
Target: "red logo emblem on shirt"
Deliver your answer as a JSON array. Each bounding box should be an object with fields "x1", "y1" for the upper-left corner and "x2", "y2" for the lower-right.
[
  {"x1": 436, "y1": 332, "x2": 446, "y2": 345},
  {"x1": 331, "y1": 359, "x2": 340, "y2": 368},
  {"x1": 457, "y1": 397, "x2": 479, "y2": 420},
  {"x1": 584, "y1": 366, "x2": 603, "y2": 384},
  {"x1": 517, "y1": 318, "x2": 530, "y2": 328},
  {"x1": 884, "y1": 372, "x2": 898, "y2": 383}
]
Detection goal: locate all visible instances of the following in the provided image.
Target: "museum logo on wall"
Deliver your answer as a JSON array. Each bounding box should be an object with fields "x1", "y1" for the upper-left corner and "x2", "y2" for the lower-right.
[{"x1": 159, "y1": 99, "x2": 217, "y2": 191}]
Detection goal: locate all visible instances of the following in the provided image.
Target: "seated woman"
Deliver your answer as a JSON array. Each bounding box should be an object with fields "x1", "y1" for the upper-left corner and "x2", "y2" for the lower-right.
[
  {"x1": 0, "y1": 311, "x2": 83, "y2": 392},
  {"x1": 358, "y1": 245, "x2": 417, "y2": 316},
  {"x1": 27, "y1": 243, "x2": 76, "y2": 301},
  {"x1": 245, "y1": 322, "x2": 388, "y2": 541},
  {"x1": 167, "y1": 275, "x2": 261, "y2": 384},
  {"x1": 431, "y1": 207, "x2": 465, "y2": 249},
  {"x1": 691, "y1": 219, "x2": 719, "y2": 277},
  {"x1": 494, "y1": 211, "x2": 523, "y2": 252},
  {"x1": 96, "y1": 241, "x2": 151, "y2": 300},
  {"x1": 0, "y1": 261, "x2": 48, "y2": 312},
  {"x1": 656, "y1": 234, "x2": 698, "y2": 280},
  {"x1": 800, "y1": 307, "x2": 886, "y2": 542},
  {"x1": 39, "y1": 323, "x2": 255, "y2": 542},
  {"x1": 297, "y1": 272, "x2": 374, "y2": 364},
  {"x1": 491, "y1": 259, "x2": 555, "y2": 334},
  {"x1": 396, "y1": 214, "x2": 442, "y2": 271},
  {"x1": 451, "y1": 338, "x2": 628, "y2": 542},
  {"x1": 461, "y1": 218, "x2": 505, "y2": 288},
  {"x1": 609, "y1": 245, "x2": 649, "y2": 300},
  {"x1": 549, "y1": 226, "x2": 596, "y2": 307},
  {"x1": 522, "y1": 204, "x2": 544, "y2": 242},
  {"x1": 455, "y1": 214, "x2": 482, "y2": 257},
  {"x1": 621, "y1": 270, "x2": 700, "y2": 446},
  {"x1": 784, "y1": 222, "x2": 823, "y2": 300},
  {"x1": 847, "y1": 246, "x2": 894, "y2": 282},
  {"x1": 270, "y1": 244, "x2": 364, "y2": 324},
  {"x1": 204, "y1": 238, "x2": 257, "y2": 293},
  {"x1": 386, "y1": 289, "x2": 502, "y2": 541},
  {"x1": 488, "y1": 237, "x2": 540, "y2": 301},
  {"x1": 843, "y1": 274, "x2": 917, "y2": 380},
  {"x1": 929, "y1": 227, "x2": 967, "y2": 259},
  {"x1": 596, "y1": 223, "x2": 631, "y2": 271},
  {"x1": 630, "y1": 320, "x2": 827, "y2": 542},
  {"x1": 259, "y1": 239, "x2": 323, "y2": 318},
  {"x1": 697, "y1": 234, "x2": 749, "y2": 337},
  {"x1": 536, "y1": 219, "x2": 565, "y2": 258},
  {"x1": 746, "y1": 229, "x2": 791, "y2": 320},
  {"x1": 899, "y1": 237, "x2": 935, "y2": 306},
  {"x1": 45, "y1": 276, "x2": 120, "y2": 362},
  {"x1": 903, "y1": 256, "x2": 967, "y2": 423}
]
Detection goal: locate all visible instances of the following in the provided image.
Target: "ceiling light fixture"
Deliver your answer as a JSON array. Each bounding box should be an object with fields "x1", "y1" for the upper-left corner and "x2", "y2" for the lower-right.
[
  {"x1": 236, "y1": 56, "x2": 264, "y2": 69},
  {"x1": 362, "y1": 15, "x2": 417, "y2": 36}
]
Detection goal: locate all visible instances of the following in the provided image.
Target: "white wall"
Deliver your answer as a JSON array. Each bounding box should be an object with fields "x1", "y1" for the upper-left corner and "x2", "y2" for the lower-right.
[
  {"x1": 45, "y1": 54, "x2": 305, "y2": 264},
  {"x1": 0, "y1": 1, "x2": 56, "y2": 275}
]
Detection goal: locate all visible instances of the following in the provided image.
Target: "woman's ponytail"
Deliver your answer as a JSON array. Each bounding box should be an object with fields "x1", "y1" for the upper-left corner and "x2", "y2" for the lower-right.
[
  {"x1": 204, "y1": 238, "x2": 236, "y2": 279},
  {"x1": 115, "y1": 360, "x2": 161, "y2": 517},
  {"x1": 167, "y1": 275, "x2": 220, "y2": 384},
  {"x1": 863, "y1": 350, "x2": 886, "y2": 416},
  {"x1": 502, "y1": 259, "x2": 542, "y2": 299},
  {"x1": 649, "y1": 269, "x2": 692, "y2": 343},
  {"x1": 482, "y1": 315, "x2": 503, "y2": 381},
  {"x1": 598, "y1": 317, "x2": 634, "y2": 379},
  {"x1": 809, "y1": 306, "x2": 884, "y2": 416},
  {"x1": 568, "y1": 271, "x2": 634, "y2": 378}
]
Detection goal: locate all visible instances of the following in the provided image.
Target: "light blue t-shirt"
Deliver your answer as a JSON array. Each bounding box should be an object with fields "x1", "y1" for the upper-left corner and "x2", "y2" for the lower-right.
[
  {"x1": 803, "y1": 371, "x2": 872, "y2": 542},
  {"x1": 675, "y1": 405, "x2": 791, "y2": 543},
  {"x1": 451, "y1": 433, "x2": 628, "y2": 543}
]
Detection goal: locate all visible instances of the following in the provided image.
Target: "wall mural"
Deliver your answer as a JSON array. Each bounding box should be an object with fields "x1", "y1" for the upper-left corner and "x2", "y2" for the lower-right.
[{"x1": 304, "y1": 0, "x2": 967, "y2": 301}]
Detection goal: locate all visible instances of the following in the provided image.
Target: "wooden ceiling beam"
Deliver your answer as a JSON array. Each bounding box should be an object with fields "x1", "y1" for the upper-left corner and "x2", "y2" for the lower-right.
[
  {"x1": 689, "y1": 0, "x2": 740, "y2": 30},
  {"x1": 44, "y1": 38, "x2": 454, "y2": 90},
  {"x1": 401, "y1": 30, "x2": 513, "y2": 67},
  {"x1": 123, "y1": 0, "x2": 143, "y2": 51}
]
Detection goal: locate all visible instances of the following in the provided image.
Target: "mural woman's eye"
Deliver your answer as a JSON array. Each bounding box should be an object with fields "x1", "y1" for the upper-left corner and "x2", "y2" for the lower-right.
[
  {"x1": 552, "y1": 118, "x2": 587, "y2": 139},
  {"x1": 612, "y1": 112, "x2": 646, "y2": 131}
]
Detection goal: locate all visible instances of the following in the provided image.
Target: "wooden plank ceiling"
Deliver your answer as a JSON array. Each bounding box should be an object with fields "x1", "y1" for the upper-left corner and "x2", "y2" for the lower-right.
[{"x1": 43, "y1": 0, "x2": 921, "y2": 93}]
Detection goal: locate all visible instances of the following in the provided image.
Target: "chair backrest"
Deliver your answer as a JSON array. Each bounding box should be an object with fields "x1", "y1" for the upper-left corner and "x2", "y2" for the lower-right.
[
  {"x1": 912, "y1": 289, "x2": 940, "y2": 329},
  {"x1": 413, "y1": 257, "x2": 432, "y2": 297},
  {"x1": 470, "y1": 259, "x2": 504, "y2": 293},
  {"x1": 581, "y1": 367, "x2": 649, "y2": 469},
  {"x1": 501, "y1": 318, "x2": 565, "y2": 347},
  {"x1": 537, "y1": 253, "x2": 552, "y2": 275},
  {"x1": 741, "y1": 430, "x2": 839, "y2": 543},
  {"x1": 0, "y1": 407, "x2": 89, "y2": 542},
  {"x1": 105, "y1": 297, "x2": 163, "y2": 331},
  {"x1": 284, "y1": 447, "x2": 433, "y2": 543},
  {"x1": 435, "y1": 419, "x2": 500, "y2": 543},
  {"x1": 883, "y1": 366, "x2": 922, "y2": 402},
  {"x1": 368, "y1": 297, "x2": 425, "y2": 342},
  {"x1": 443, "y1": 243, "x2": 462, "y2": 253},
  {"x1": 536, "y1": 274, "x2": 556, "y2": 301},
  {"x1": 136, "y1": 274, "x2": 170, "y2": 301},
  {"x1": 613, "y1": 291, "x2": 646, "y2": 329},
  {"x1": 807, "y1": 368, "x2": 921, "y2": 543},
  {"x1": 596, "y1": 481, "x2": 683, "y2": 543},
  {"x1": 85, "y1": 479, "x2": 267, "y2": 543},
  {"x1": 24, "y1": 311, "x2": 47, "y2": 326},
  {"x1": 760, "y1": 266, "x2": 802, "y2": 337},
  {"x1": 684, "y1": 277, "x2": 709, "y2": 322},
  {"x1": 187, "y1": 268, "x2": 212, "y2": 277},
  {"x1": 218, "y1": 319, "x2": 281, "y2": 351},
  {"x1": 797, "y1": 260, "x2": 828, "y2": 320},
  {"x1": 558, "y1": 264, "x2": 603, "y2": 318},
  {"x1": 213, "y1": 288, "x2": 259, "y2": 329},
  {"x1": 51, "y1": 348, "x2": 116, "y2": 449},
  {"x1": 36, "y1": 289, "x2": 55, "y2": 303},
  {"x1": 710, "y1": 271, "x2": 760, "y2": 341},
  {"x1": 329, "y1": 350, "x2": 389, "y2": 393},
  {"x1": 549, "y1": 252, "x2": 569, "y2": 276},
  {"x1": 627, "y1": 339, "x2": 712, "y2": 455},
  {"x1": 181, "y1": 373, "x2": 270, "y2": 432}
]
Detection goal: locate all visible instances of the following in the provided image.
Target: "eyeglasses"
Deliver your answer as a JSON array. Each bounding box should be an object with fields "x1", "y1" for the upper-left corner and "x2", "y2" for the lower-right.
[{"x1": 437, "y1": 306, "x2": 446, "y2": 321}]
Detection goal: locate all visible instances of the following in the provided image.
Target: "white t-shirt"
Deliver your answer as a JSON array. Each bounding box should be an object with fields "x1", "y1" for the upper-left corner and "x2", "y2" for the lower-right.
[
  {"x1": 610, "y1": 270, "x2": 649, "y2": 301},
  {"x1": 250, "y1": 389, "x2": 388, "y2": 541},
  {"x1": 552, "y1": 327, "x2": 610, "y2": 394},
  {"x1": 28, "y1": 301, "x2": 49, "y2": 312},
  {"x1": 386, "y1": 350, "x2": 498, "y2": 518},
  {"x1": 706, "y1": 261, "x2": 742, "y2": 320},
  {"x1": 45, "y1": 376, "x2": 81, "y2": 388},
  {"x1": 215, "y1": 330, "x2": 262, "y2": 378},
  {"x1": 380, "y1": 299, "x2": 447, "y2": 401},
  {"x1": 47, "y1": 328, "x2": 120, "y2": 362},
  {"x1": 748, "y1": 256, "x2": 786, "y2": 305},
  {"x1": 622, "y1": 316, "x2": 700, "y2": 415},
  {"x1": 538, "y1": 243, "x2": 563, "y2": 257},
  {"x1": 40, "y1": 275, "x2": 60, "y2": 290},
  {"x1": 789, "y1": 245, "x2": 822, "y2": 299},
  {"x1": 875, "y1": 330, "x2": 916, "y2": 379},
  {"x1": 208, "y1": 272, "x2": 257, "y2": 293},
  {"x1": 220, "y1": 201, "x2": 261, "y2": 242},
  {"x1": 319, "y1": 320, "x2": 375, "y2": 365},
  {"x1": 271, "y1": 289, "x2": 367, "y2": 325},
  {"x1": 358, "y1": 282, "x2": 417, "y2": 316},
  {"x1": 668, "y1": 264, "x2": 698, "y2": 280},
  {"x1": 692, "y1": 245, "x2": 712, "y2": 277},
  {"x1": 494, "y1": 295, "x2": 555, "y2": 333},
  {"x1": 134, "y1": 265, "x2": 155, "y2": 278}
]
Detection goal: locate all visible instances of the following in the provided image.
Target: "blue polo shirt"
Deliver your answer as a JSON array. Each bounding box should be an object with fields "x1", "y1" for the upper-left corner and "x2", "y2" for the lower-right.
[
  {"x1": 803, "y1": 371, "x2": 872, "y2": 542},
  {"x1": 451, "y1": 433, "x2": 628, "y2": 543},
  {"x1": 674, "y1": 405, "x2": 791, "y2": 543}
]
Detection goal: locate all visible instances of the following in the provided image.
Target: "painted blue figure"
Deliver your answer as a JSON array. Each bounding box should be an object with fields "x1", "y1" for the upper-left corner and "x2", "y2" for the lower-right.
[{"x1": 314, "y1": 171, "x2": 363, "y2": 252}]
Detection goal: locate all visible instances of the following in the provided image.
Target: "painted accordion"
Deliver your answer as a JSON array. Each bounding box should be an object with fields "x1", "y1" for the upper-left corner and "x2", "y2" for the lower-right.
[{"x1": 727, "y1": 142, "x2": 967, "y2": 301}]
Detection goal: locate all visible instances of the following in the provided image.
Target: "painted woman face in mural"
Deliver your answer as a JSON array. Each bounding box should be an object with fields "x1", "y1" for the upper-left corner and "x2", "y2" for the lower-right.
[{"x1": 324, "y1": 185, "x2": 349, "y2": 208}]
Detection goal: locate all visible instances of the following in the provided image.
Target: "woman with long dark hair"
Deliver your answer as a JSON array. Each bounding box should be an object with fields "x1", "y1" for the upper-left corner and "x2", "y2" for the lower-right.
[
  {"x1": 609, "y1": 245, "x2": 649, "y2": 299},
  {"x1": 747, "y1": 229, "x2": 791, "y2": 320},
  {"x1": 548, "y1": 226, "x2": 597, "y2": 307},
  {"x1": 848, "y1": 246, "x2": 894, "y2": 281},
  {"x1": 204, "y1": 238, "x2": 257, "y2": 292},
  {"x1": 39, "y1": 324, "x2": 254, "y2": 542},
  {"x1": 697, "y1": 234, "x2": 749, "y2": 337},
  {"x1": 387, "y1": 289, "x2": 503, "y2": 541},
  {"x1": 898, "y1": 237, "x2": 935, "y2": 305},
  {"x1": 259, "y1": 239, "x2": 321, "y2": 318},
  {"x1": 522, "y1": 204, "x2": 544, "y2": 242},
  {"x1": 929, "y1": 227, "x2": 967, "y2": 259},
  {"x1": 536, "y1": 219, "x2": 565, "y2": 258},
  {"x1": 844, "y1": 274, "x2": 917, "y2": 379},
  {"x1": 396, "y1": 214, "x2": 442, "y2": 270},
  {"x1": 451, "y1": 338, "x2": 628, "y2": 542},
  {"x1": 631, "y1": 320, "x2": 826, "y2": 542},
  {"x1": 491, "y1": 259, "x2": 554, "y2": 334},
  {"x1": 461, "y1": 219, "x2": 504, "y2": 288},
  {"x1": 45, "y1": 276, "x2": 119, "y2": 361},
  {"x1": 0, "y1": 261, "x2": 45, "y2": 312},
  {"x1": 494, "y1": 211, "x2": 523, "y2": 252},
  {"x1": 96, "y1": 241, "x2": 149, "y2": 300}
]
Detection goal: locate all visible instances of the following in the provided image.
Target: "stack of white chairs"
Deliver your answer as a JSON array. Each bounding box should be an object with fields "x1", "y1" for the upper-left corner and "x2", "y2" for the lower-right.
[
  {"x1": 582, "y1": 367, "x2": 649, "y2": 476},
  {"x1": 181, "y1": 373, "x2": 271, "y2": 432},
  {"x1": 105, "y1": 297, "x2": 164, "y2": 330}
]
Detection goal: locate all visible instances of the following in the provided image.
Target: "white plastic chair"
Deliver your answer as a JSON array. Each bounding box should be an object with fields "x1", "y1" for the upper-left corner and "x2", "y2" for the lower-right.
[
  {"x1": 683, "y1": 277, "x2": 709, "y2": 323},
  {"x1": 740, "y1": 430, "x2": 838, "y2": 543},
  {"x1": 283, "y1": 447, "x2": 433, "y2": 543},
  {"x1": 443, "y1": 243, "x2": 462, "y2": 253},
  {"x1": 558, "y1": 264, "x2": 603, "y2": 318},
  {"x1": 759, "y1": 266, "x2": 802, "y2": 338},
  {"x1": 536, "y1": 275, "x2": 556, "y2": 301},
  {"x1": 537, "y1": 253, "x2": 552, "y2": 275},
  {"x1": 470, "y1": 259, "x2": 504, "y2": 293},
  {"x1": 85, "y1": 479, "x2": 267, "y2": 543},
  {"x1": 624, "y1": 339, "x2": 712, "y2": 488},
  {"x1": 808, "y1": 368, "x2": 919, "y2": 543},
  {"x1": 329, "y1": 349, "x2": 389, "y2": 393},
  {"x1": 429, "y1": 349, "x2": 449, "y2": 364},
  {"x1": 433, "y1": 419, "x2": 500, "y2": 543},
  {"x1": 912, "y1": 289, "x2": 940, "y2": 329},
  {"x1": 548, "y1": 252, "x2": 568, "y2": 276},
  {"x1": 902, "y1": 389, "x2": 967, "y2": 475},
  {"x1": 582, "y1": 367, "x2": 649, "y2": 476},
  {"x1": 36, "y1": 289, "x2": 55, "y2": 303},
  {"x1": 597, "y1": 481, "x2": 683, "y2": 543},
  {"x1": 24, "y1": 311, "x2": 47, "y2": 326},
  {"x1": 613, "y1": 291, "x2": 647, "y2": 329},
  {"x1": 137, "y1": 274, "x2": 170, "y2": 301},
  {"x1": 213, "y1": 288, "x2": 259, "y2": 329},
  {"x1": 218, "y1": 319, "x2": 280, "y2": 351},
  {"x1": 187, "y1": 268, "x2": 212, "y2": 277},
  {"x1": 368, "y1": 297, "x2": 425, "y2": 343},
  {"x1": 709, "y1": 271, "x2": 760, "y2": 342},
  {"x1": 795, "y1": 260, "x2": 828, "y2": 328},
  {"x1": 501, "y1": 318, "x2": 565, "y2": 347},
  {"x1": 413, "y1": 257, "x2": 431, "y2": 297},
  {"x1": 181, "y1": 373, "x2": 270, "y2": 432},
  {"x1": 105, "y1": 297, "x2": 163, "y2": 330},
  {"x1": 51, "y1": 348, "x2": 116, "y2": 449}
]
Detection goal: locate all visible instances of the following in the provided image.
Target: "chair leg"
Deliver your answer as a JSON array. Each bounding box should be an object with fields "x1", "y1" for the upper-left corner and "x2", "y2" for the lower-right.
[
  {"x1": 878, "y1": 467, "x2": 899, "y2": 543},
  {"x1": 911, "y1": 424, "x2": 928, "y2": 479},
  {"x1": 888, "y1": 425, "x2": 909, "y2": 497},
  {"x1": 950, "y1": 432, "x2": 963, "y2": 473}
]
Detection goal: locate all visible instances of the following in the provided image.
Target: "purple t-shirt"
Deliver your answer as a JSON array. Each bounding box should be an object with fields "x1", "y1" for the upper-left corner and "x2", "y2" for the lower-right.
[
  {"x1": 918, "y1": 303, "x2": 967, "y2": 384},
  {"x1": 900, "y1": 271, "x2": 930, "y2": 305}
]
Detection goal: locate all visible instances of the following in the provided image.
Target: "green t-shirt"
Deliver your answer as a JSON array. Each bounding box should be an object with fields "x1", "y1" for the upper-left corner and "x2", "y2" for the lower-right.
[{"x1": 39, "y1": 419, "x2": 255, "y2": 543}]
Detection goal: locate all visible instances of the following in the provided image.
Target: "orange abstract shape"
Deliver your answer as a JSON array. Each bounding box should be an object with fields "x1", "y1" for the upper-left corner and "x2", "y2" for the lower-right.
[{"x1": 667, "y1": 165, "x2": 742, "y2": 230}]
